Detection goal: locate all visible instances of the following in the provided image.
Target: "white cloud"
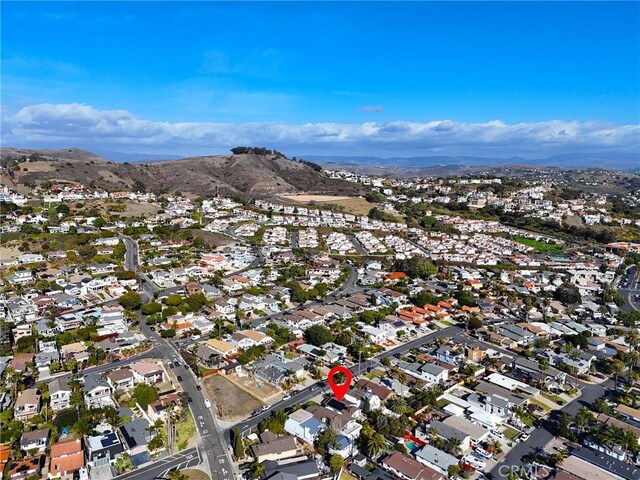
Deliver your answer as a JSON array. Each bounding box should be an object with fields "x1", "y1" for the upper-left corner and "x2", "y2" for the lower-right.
[{"x1": 2, "y1": 102, "x2": 639, "y2": 157}]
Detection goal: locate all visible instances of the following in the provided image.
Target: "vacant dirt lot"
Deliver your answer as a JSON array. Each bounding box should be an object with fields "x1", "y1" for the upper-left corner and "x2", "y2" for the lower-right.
[
  {"x1": 190, "y1": 229, "x2": 237, "y2": 248},
  {"x1": 226, "y1": 372, "x2": 281, "y2": 402},
  {"x1": 203, "y1": 375, "x2": 263, "y2": 421},
  {"x1": 280, "y1": 195, "x2": 375, "y2": 216}
]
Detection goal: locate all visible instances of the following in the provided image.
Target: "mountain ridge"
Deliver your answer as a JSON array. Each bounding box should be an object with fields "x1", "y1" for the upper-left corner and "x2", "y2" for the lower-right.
[{"x1": 0, "y1": 147, "x2": 361, "y2": 197}]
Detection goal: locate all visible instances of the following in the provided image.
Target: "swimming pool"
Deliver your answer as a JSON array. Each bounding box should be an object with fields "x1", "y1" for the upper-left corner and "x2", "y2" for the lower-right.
[{"x1": 405, "y1": 441, "x2": 419, "y2": 453}]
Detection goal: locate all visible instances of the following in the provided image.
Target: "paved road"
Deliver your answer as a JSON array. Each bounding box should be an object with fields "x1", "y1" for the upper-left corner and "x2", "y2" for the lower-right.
[
  {"x1": 618, "y1": 265, "x2": 640, "y2": 312},
  {"x1": 487, "y1": 377, "x2": 614, "y2": 479},
  {"x1": 114, "y1": 447, "x2": 201, "y2": 480},
  {"x1": 348, "y1": 234, "x2": 369, "y2": 256},
  {"x1": 119, "y1": 237, "x2": 236, "y2": 480}
]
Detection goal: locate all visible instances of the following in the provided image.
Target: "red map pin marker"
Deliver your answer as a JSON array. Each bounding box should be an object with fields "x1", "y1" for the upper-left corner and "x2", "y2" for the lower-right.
[{"x1": 327, "y1": 366, "x2": 353, "y2": 401}]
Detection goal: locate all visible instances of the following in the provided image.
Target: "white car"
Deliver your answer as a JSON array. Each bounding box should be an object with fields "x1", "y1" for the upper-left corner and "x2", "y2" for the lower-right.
[
  {"x1": 204, "y1": 399, "x2": 211, "y2": 408},
  {"x1": 520, "y1": 433, "x2": 530, "y2": 442},
  {"x1": 462, "y1": 455, "x2": 486, "y2": 471}
]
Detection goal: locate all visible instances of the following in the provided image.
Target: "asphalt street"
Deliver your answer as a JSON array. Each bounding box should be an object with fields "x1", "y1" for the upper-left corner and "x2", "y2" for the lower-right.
[
  {"x1": 618, "y1": 265, "x2": 640, "y2": 312},
  {"x1": 119, "y1": 236, "x2": 236, "y2": 480}
]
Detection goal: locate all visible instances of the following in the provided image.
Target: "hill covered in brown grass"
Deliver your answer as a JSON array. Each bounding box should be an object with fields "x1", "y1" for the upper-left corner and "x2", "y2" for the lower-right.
[{"x1": 0, "y1": 147, "x2": 361, "y2": 197}]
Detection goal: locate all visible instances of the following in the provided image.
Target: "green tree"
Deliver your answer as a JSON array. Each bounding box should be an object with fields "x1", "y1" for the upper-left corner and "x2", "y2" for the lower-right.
[
  {"x1": 367, "y1": 433, "x2": 387, "y2": 458},
  {"x1": 249, "y1": 461, "x2": 264, "y2": 478},
  {"x1": 132, "y1": 384, "x2": 159, "y2": 409},
  {"x1": 329, "y1": 454, "x2": 344, "y2": 473},
  {"x1": 304, "y1": 325, "x2": 334, "y2": 346},
  {"x1": 554, "y1": 282, "x2": 581, "y2": 305},
  {"x1": 118, "y1": 291, "x2": 142, "y2": 310},
  {"x1": 233, "y1": 427, "x2": 244, "y2": 459},
  {"x1": 315, "y1": 428, "x2": 337, "y2": 456},
  {"x1": 141, "y1": 302, "x2": 163, "y2": 315},
  {"x1": 164, "y1": 295, "x2": 184, "y2": 307}
]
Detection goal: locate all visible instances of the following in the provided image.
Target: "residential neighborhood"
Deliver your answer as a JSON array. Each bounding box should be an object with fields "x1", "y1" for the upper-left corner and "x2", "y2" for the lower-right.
[{"x1": 1, "y1": 172, "x2": 640, "y2": 480}]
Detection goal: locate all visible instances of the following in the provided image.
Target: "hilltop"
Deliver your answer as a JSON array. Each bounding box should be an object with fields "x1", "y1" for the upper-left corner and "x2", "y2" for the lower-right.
[{"x1": 0, "y1": 147, "x2": 361, "y2": 197}]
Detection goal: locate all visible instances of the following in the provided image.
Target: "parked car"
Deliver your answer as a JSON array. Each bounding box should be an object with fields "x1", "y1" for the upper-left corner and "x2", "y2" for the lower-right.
[{"x1": 204, "y1": 399, "x2": 211, "y2": 408}]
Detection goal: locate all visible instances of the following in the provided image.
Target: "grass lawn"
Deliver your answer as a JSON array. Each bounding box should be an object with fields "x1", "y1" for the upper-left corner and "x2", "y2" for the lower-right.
[
  {"x1": 503, "y1": 426, "x2": 520, "y2": 440},
  {"x1": 513, "y1": 236, "x2": 564, "y2": 254},
  {"x1": 199, "y1": 366, "x2": 215, "y2": 376},
  {"x1": 529, "y1": 399, "x2": 550, "y2": 412},
  {"x1": 182, "y1": 469, "x2": 210, "y2": 480},
  {"x1": 175, "y1": 410, "x2": 196, "y2": 450},
  {"x1": 340, "y1": 471, "x2": 358, "y2": 480},
  {"x1": 542, "y1": 392, "x2": 566, "y2": 405}
]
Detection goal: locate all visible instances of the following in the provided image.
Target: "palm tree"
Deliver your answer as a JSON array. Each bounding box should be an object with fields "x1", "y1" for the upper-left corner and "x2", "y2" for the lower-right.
[
  {"x1": 492, "y1": 439, "x2": 503, "y2": 455},
  {"x1": 105, "y1": 407, "x2": 123, "y2": 430},
  {"x1": 626, "y1": 351, "x2": 640, "y2": 387},
  {"x1": 445, "y1": 437, "x2": 462, "y2": 455},
  {"x1": 611, "y1": 358, "x2": 626, "y2": 389},
  {"x1": 146, "y1": 419, "x2": 165, "y2": 435},
  {"x1": 389, "y1": 397, "x2": 409, "y2": 415},
  {"x1": 367, "y1": 433, "x2": 387, "y2": 459},
  {"x1": 574, "y1": 407, "x2": 594, "y2": 433}
]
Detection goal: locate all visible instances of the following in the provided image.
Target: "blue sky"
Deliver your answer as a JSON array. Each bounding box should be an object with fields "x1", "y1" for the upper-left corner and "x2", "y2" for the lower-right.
[{"x1": 2, "y1": 1, "x2": 639, "y2": 158}]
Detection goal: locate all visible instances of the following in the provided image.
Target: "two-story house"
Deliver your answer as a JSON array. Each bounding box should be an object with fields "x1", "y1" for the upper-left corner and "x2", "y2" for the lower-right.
[
  {"x1": 14, "y1": 389, "x2": 41, "y2": 421},
  {"x1": 83, "y1": 374, "x2": 113, "y2": 408},
  {"x1": 130, "y1": 361, "x2": 164, "y2": 385},
  {"x1": 48, "y1": 379, "x2": 72, "y2": 412}
]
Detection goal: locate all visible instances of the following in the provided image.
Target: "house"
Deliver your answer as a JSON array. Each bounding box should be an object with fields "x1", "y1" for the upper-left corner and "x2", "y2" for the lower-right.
[
  {"x1": 35, "y1": 349, "x2": 60, "y2": 370},
  {"x1": 130, "y1": 361, "x2": 164, "y2": 385},
  {"x1": 10, "y1": 353, "x2": 35, "y2": 374},
  {"x1": 205, "y1": 339, "x2": 238, "y2": 357},
  {"x1": 8, "y1": 455, "x2": 44, "y2": 480},
  {"x1": 434, "y1": 345, "x2": 464, "y2": 366},
  {"x1": 382, "y1": 452, "x2": 444, "y2": 480},
  {"x1": 86, "y1": 431, "x2": 124, "y2": 463},
  {"x1": 440, "y1": 416, "x2": 490, "y2": 449},
  {"x1": 262, "y1": 457, "x2": 321, "y2": 480},
  {"x1": 230, "y1": 330, "x2": 274, "y2": 349},
  {"x1": 250, "y1": 433, "x2": 298, "y2": 463},
  {"x1": 48, "y1": 379, "x2": 72, "y2": 411},
  {"x1": 414, "y1": 446, "x2": 458, "y2": 476},
  {"x1": 83, "y1": 374, "x2": 113, "y2": 408},
  {"x1": 14, "y1": 388, "x2": 41, "y2": 421},
  {"x1": 119, "y1": 418, "x2": 153, "y2": 457},
  {"x1": 284, "y1": 409, "x2": 325, "y2": 445},
  {"x1": 184, "y1": 281, "x2": 202, "y2": 296},
  {"x1": 20, "y1": 429, "x2": 50, "y2": 453},
  {"x1": 147, "y1": 393, "x2": 181, "y2": 422},
  {"x1": 429, "y1": 420, "x2": 472, "y2": 452},
  {"x1": 398, "y1": 362, "x2": 449, "y2": 385},
  {"x1": 107, "y1": 369, "x2": 135, "y2": 392},
  {"x1": 572, "y1": 447, "x2": 640, "y2": 480},
  {"x1": 48, "y1": 437, "x2": 84, "y2": 479}
]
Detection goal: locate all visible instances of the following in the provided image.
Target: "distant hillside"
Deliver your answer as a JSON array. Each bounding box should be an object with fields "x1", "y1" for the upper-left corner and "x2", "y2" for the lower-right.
[
  {"x1": 0, "y1": 147, "x2": 362, "y2": 197},
  {"x1": 305, "y1": 152, "x2": 640, "y2": 172}
]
